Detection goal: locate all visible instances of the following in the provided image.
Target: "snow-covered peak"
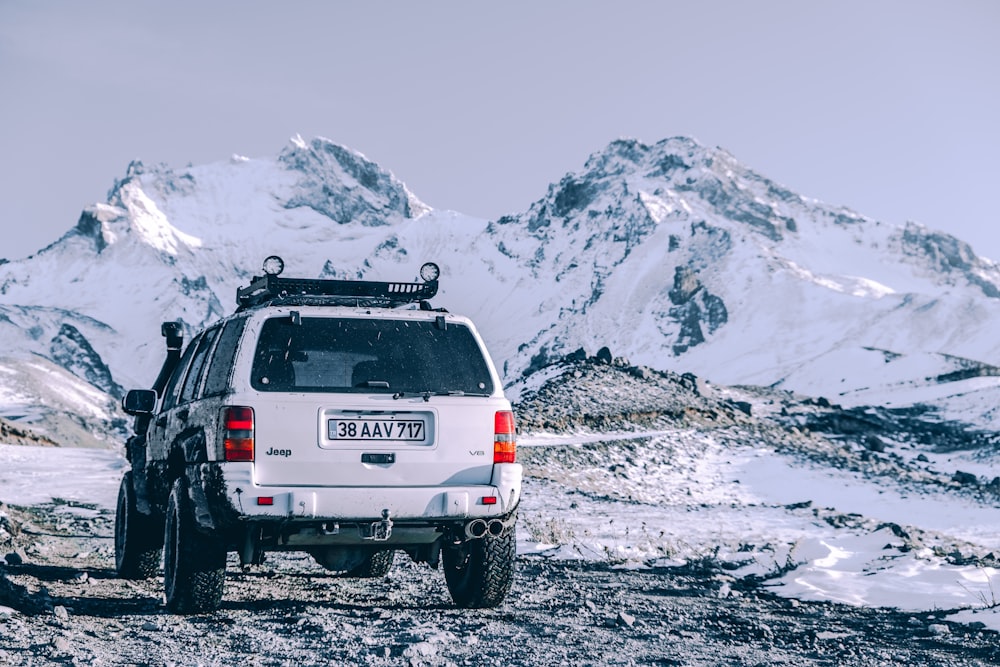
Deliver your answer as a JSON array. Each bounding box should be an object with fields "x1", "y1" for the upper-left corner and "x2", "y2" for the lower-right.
[
  {"x1": 278, "y1": 135, "x2": 430, "y2": 224},
  {"x1": 492, "y1": 136, "x2": 1000, "y2": 299},
  {"x1": 110, "y1": 179, "x2": 203, "y2": 255}
]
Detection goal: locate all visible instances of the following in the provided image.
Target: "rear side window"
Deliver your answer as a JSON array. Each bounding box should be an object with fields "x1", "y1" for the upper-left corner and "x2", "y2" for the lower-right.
[
  {"x1": 179, "y1": 326, "x2": 220, "y2": 404},
  {"x1": 250, "y1": 317, "x2": 495, "y2": 395},
  {"x1": 161, "y1": 334, "x2": 200, "y2": 411},
  {"x1": 203, "y1": 316, "x2": 248, "y2": 396}
]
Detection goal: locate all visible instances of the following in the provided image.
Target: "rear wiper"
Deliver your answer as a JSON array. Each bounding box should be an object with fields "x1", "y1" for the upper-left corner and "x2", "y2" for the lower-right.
[{"x1": 391, "y1": 390, "x2": 489, "y2": 401}]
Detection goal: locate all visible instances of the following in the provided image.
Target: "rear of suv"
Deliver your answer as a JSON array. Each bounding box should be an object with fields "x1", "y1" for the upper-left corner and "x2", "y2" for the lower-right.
[{"x1": 117, "y1": 258, "x2": 521, "y2": 613}]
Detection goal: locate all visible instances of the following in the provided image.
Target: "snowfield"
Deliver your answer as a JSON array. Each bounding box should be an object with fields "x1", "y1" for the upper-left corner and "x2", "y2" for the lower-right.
[{"x1": 520, "y1": 431, "x2": 1000, "y2": 629}]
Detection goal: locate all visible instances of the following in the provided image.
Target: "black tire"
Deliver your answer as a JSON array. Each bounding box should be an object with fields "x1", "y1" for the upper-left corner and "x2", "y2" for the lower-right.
[
  {"x1": 443, "y1": 526, "x2": 516, "y2": 608},
  {"x1": 163, "y1": 477, "x2": 226, "y2": 614},
  {"x1": 345, "y1": 550, "x2": 394, "y2": 578},
  {"x1": 114, "y1": 471, "x2": 162, "y2": 580}
]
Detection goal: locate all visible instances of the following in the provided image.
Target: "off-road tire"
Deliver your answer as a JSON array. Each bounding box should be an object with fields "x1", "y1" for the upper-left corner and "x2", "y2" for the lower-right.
[
  {"x1": 163, "y1": 477, "x2": 226, "y2": 614},
  {"x1": 443, "y1": 526, "x2": 516, "y2": 608},
  {"x1": 114, "y1": 471, "x2": 162, "y2": 579},
  {"x1": 345, "y1": 550, "x2": 394, "y2": 578}
]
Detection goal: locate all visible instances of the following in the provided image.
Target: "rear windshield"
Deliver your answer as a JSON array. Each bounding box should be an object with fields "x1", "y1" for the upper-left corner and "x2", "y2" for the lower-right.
[{"x1": 250, "y1": 316, "x2": 495, "y2": 395}]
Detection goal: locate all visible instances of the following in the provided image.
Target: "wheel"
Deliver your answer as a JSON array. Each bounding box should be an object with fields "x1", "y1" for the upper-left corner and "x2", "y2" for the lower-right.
[
  {"x1": 114, "y1": 471, "x2": 162, "y2": 579},
  {"x1": 163, "y1": 477, "x2": 227, "y2": 614},
  {"x1": 345, "y1": 550, "x2": 394, "y2": 578},
  {"x1": 443, "y1": 526, "x2": 516, "y2": 608}
]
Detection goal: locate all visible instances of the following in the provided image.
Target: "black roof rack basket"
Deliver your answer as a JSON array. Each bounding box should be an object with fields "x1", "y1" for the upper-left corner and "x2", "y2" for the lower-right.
[{"x1": 236, "y1": 274, "x2": 439, "y2": 310}]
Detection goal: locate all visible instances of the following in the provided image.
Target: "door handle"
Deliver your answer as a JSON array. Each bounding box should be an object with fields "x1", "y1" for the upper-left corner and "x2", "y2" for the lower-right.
[{"x1": 177, "y1": 408, "x2": 189, "y2": 421}]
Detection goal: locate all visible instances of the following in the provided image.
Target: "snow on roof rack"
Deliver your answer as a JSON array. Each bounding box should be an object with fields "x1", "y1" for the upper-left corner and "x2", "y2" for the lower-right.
[{"x1": 235, "y1": 257, "x2": 440, "y2": 311}]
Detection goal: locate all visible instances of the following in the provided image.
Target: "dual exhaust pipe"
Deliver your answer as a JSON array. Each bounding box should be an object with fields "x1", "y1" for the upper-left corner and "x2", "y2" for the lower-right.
[{"x1": 464, "y1": 518, "x2": 508, "y2": 540}]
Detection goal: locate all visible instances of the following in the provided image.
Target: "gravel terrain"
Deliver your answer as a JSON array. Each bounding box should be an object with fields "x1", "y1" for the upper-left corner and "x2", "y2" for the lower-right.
[
  {"x1": 2, "y1": 500, "x2": 1000, "y2": 667},
  {"x1": 3, "y1": 357, "x2": 1000, "y2": 666}
]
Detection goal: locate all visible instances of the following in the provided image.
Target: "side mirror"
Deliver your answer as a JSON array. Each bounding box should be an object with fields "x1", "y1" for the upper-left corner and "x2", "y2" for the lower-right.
[{"x1": 122, "y1": 389, "x2": 158, "y2": 415}]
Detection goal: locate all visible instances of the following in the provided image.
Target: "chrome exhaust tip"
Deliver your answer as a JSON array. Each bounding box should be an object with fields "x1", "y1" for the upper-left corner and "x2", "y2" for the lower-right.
[{"x1": 465, "y1": 519, "x2": 488, "y2": 539}]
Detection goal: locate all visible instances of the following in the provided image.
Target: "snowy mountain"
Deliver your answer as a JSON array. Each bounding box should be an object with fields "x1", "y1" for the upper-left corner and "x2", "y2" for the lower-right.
[
  {"x1": 486, "y1": 138, "x2": 1000, "y2": 418},
  {"x1": 3, "y1": 134, "x2": 1000, "y2": 443}
]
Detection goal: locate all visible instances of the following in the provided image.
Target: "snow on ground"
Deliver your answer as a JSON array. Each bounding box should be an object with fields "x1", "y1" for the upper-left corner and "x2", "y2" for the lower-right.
[
  {"x1": 3, "y1": 431, "x2": 1000, "y2": 632},
  {"x1": 0, "y1": 444, "x2": 125, "y2": 510},
  {"x1": 517, "y1": 429, "x2": 1000, "y2": 632}
]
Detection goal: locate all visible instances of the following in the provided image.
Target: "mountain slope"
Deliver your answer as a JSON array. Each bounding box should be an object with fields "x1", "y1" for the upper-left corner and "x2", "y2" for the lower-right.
[
  {"x1": 484, "y1": 138, "x2": 1000, "y2": 401},
  {"x1": 2, "y1": 134, "x2": 1000, "y2": 442}
]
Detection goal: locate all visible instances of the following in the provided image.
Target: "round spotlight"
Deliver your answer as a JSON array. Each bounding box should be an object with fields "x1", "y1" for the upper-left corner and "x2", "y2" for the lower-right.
[
  {"x1": 419, "y1": 262, "x2": 440, "y2": 282},
  {"x1": 262, "y1": 255, "x2": 285, "y2": 276}
]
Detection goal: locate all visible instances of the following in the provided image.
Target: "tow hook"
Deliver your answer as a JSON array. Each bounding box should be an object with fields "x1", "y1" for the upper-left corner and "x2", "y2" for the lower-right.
[{"x1": 364, "y1": 509, "x2": 393, "y2": 541}]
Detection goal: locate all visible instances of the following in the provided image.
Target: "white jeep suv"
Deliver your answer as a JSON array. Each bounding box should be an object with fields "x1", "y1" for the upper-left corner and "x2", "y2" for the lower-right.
[{"x1": 117, "y1": 258, "x2": 521, "y2": 613}]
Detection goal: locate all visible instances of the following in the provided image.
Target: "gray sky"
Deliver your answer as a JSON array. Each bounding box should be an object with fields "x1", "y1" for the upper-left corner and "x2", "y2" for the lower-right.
[{"x1": 2, "y1": 1, "x2": 998, "y2": 261}]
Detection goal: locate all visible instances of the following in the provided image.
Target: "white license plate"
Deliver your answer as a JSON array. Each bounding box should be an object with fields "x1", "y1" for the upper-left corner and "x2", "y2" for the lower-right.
[{"x1": 327, "y1": 418, "x2": 425, "y2": 441}]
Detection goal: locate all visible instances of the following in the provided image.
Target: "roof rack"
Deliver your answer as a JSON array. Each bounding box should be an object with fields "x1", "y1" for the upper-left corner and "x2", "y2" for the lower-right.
[{"x1": 235, "y1": 257, "x2": 440, "y2": 311}]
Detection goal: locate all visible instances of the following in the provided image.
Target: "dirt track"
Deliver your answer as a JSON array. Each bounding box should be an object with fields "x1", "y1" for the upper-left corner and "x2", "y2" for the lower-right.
[{"x1": 2, "y1": 500, "x2": 1000, "y2": 667}]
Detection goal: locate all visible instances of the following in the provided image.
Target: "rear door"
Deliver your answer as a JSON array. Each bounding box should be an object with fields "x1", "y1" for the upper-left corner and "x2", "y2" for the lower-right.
[
  {"x1": 246, "y1": 314, "x2": 505, "y2": 488},
  {"x1": 146, "y1": 333, "x2": 202, "y2": 462},
  {"x1": 152, "y1": 326, "x2": 222, "y2": 462}
]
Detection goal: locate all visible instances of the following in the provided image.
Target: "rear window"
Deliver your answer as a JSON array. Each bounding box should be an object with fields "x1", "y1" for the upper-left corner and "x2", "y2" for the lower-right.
[{"x1": 250, "y1": 316, "x2": 495, "y2": 395}]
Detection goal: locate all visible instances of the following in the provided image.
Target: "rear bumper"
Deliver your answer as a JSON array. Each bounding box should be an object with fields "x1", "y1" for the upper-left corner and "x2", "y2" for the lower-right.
[{"x1": 217, "y1": 462, "x2": 523, "y2": 522}]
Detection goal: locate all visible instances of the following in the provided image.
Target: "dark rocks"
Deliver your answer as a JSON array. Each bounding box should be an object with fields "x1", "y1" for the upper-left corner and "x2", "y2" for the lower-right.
[
  {"x1": 595, "y1": 346, "x2": 613, "y2": 364},
  {"x1": 952, "y1": 471, "x2": 979, "y2": 486},
  {"x1": 551, "y1": 177, "x2": 599, "y2": 219},
  {"x1": 865, "y1": 436, "x2": 887, "y2": 453},
  {"x1": 629, "y1": 366, "x2": 654, "y2": 381},
  {"x1": 669, "y1": 266, "x2": 703, "y2": 305},
  {"x1": 784, "y1": 501, "x2": 813, "y2": 510},
  {"x1": 72, "y1": 209, "x2": 110, "y2": 254},
  {"x1": 49, "y1": 323, "x2": 124, "y2": 399},
  {"x1": 666, "y1": 266, "x2": 728, "y2": 355},
  {"x1": 679, "y1": 372, "x2": 709, "y2": 397},
  {"x1": 876, "y1": 522, "x2": 911, "y2": 541},
  {"x1": 730, "y1": 401, "x2": 753, "y2": 417},
  {"x1": 0, "y1": 419, "x2": 57, "y2": 448}
]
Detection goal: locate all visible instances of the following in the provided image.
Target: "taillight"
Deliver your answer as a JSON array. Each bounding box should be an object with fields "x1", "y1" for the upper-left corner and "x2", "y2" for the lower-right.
[
  {"x1": 223, "y1": 406, "x2": 254, "y2": 462},
  {"x1": 494, "y1": 410, "x2": 516, "y2": 464}
]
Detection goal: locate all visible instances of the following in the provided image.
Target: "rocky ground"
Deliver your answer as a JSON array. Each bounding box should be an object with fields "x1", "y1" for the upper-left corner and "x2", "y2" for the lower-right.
[
  {"x1": 2, "y1": 500, "x2": 1000, "y2": 667},
  {"x1": 514, "y1": 357, "x2": 1000, "y2": 503},
  {"x1": 0, "y1": 416, "x2": 58, "y2": 449},
  {"x1": 3, "y1": 356, "x2": 1000, "y2": 666}
]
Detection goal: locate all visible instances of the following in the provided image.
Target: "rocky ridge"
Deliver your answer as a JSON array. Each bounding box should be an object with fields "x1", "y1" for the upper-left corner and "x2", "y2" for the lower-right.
[
  {"x1": 0, "y1": 418, "x2": 57, "y2": 449},
  {"x1": 515, "y1": 353, "x2": 1000, "y2": 509}
]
